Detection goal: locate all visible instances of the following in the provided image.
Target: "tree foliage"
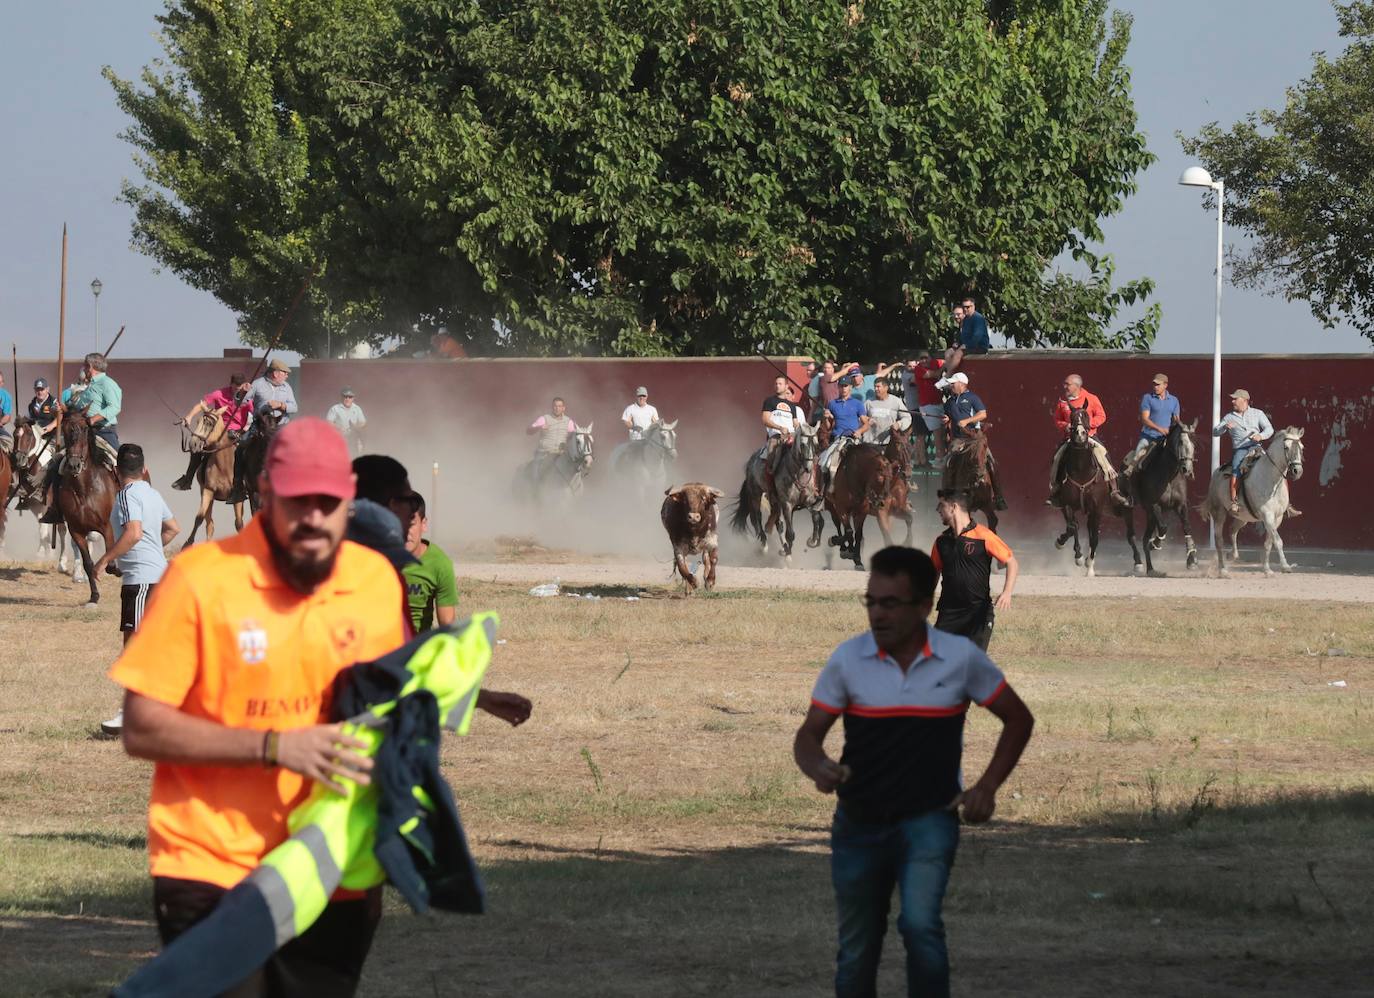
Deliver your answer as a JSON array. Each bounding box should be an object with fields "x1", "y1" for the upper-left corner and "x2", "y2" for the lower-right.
[
  {"x1": 1182, "y1": 1, "x2": 1374, "y2": 342},
  {"x1": 109, "y1": 0, "x2": 1157, "y2": 357}
]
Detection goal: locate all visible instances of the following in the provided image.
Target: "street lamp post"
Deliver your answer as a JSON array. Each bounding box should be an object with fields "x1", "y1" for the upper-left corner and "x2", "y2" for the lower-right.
[
  {"x1": 1179, "y1": 166, "x2": 1224, "y2": 539},
  {"x1": 90, "y1": 278, "x2": 103, "y2": 352}
]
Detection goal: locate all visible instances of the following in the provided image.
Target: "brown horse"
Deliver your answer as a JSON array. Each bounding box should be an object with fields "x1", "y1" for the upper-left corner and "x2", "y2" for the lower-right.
[
  {"x1": 56, "y1": 408, "x2": 119, "y2": 605},
  {"x1": 3, "y1": 419, "x2": 70, "y2": 565},
  {"x1": 826, "y1": 445, "x2": 898, "y2": 572},
  {"x1": 942, "y1": 425, "x2": 1000, "y2": 531},
  {"x1": 182, "y1": 408, "x2": 246, "y2": 548},
  {"x1": 1052, "y1": 407, "x2": 1112, "y2": 577}
]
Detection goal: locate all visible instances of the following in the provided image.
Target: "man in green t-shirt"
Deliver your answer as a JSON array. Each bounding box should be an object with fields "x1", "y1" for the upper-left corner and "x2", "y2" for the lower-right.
[{"x1": 400, "y1": 493, "x2": 458, "y2": 631}]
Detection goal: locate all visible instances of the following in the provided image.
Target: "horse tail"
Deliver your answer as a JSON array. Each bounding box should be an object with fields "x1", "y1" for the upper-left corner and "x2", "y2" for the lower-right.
[{"x1": 728, "y1": 478, "x2": 755, "y2": 534}]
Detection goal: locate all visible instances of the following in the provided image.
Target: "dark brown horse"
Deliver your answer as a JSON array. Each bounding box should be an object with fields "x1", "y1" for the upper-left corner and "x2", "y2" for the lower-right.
[
  {"x1": 56, "y1": 408, "x2": 119, "y2": 605},
  {"x1": 1052, "y1": 407, "x2": 1111, "y2": 577},
  {"x1": 239, "y1": 410, "x2": 284, "y2": 513},
  {"x1": 942, "y1": 425, "x2": 1000, "y2": 531},
  {"x1": 0, "y1": 442, "x2": 10, "y2": 555},
  {"x1": 2, "y1": 419, "x2": 70, "y2": 565},
  {"x1": 182, "y1": 408, "x2": 246, "y2": 548},
  {"x1": 826, "y1": 445, "x2": 894, "y2": 571}
]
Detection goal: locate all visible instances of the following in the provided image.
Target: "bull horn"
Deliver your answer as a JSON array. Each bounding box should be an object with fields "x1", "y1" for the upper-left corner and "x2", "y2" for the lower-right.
[
  {"x1": 708, "y1": 487, "x2": 724, "y2": 498},
  {"x1": 664, "y1": 485, "x2": 678, "y2": 496}
]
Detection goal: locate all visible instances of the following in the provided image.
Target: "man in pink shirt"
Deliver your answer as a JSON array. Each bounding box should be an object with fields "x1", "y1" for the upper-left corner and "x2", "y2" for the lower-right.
[{"x1": 172, "y1": 373, "x2": 253, "y2": 491}]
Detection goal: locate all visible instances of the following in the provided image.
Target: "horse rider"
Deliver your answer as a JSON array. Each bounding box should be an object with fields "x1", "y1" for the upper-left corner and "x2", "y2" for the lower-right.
[
  {"x1": 1120, "y1": 373, "x2": 1180, "y2": 479},
  {"x1": 40, "y1": 352, "x2": 123, "y2": 525},
  {"x1": 325, "y1": 386, "x2": 367, "y2": 453},
  {"x1": 246, "y1": 357, "x2": 298, "y2": 431},
  {"x1": 171, "y1": 373, "x2": 253, "y2": 491},
  {"x1": 622, "y1": 386, "x2": 660, "y2": 440},
  {"x1": 1213, "y1": 389, "x2": 1297, "y2": 516},
  {"x1": 1047, "y1": 373, "x2": 1128, "y2": 507},
  {"x1": 862, "y1": 376, "x2": 912, "y2": 445},
  {"x1": 937, "y1": 372, "x2": 1008, "y2": 510},
  {"x1": 29, "y1": 377, "x2": 59, "y2": 435},
  {"x1": 818, "y1": 379, "x2": 872, "y2": 492},
  {"x1": 527, "y1": 396, "x2": 576, "y2": 479},
  {"x1": 0, "y1": 370, "x2": 13, "y2": 456},
  {"x1": 759, "y1": 375, "x2": 801, "y2": 485}
]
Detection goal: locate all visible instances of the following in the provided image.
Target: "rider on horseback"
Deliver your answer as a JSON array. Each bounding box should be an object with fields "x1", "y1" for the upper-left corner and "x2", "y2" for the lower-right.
[
  {"x1": 1120, "y1": 373, "x2": 1179, "y2": 479},
  {"x1": 171, "y1": 373, "x2": 253, "y2": 492},
  {"x1": 819, "y1": 380, "x2": 872, "y2": 492},
  {"x1": 0, "y1": 371, "x2": 12, "y2": 455},
  {"x1": 622, "y1": 387, "x2": 659, "y2": 440},
  {"x1": 1046, "y1": 374, "x2": 1128, "y2": 508},
  {"x1": 1213, "y1": 389, "x2": 1298, "y2": 516},
  {"x1": 760, "y1": 375, "x2": 800, "y2": 478},
  {"x1": 527, "y1": 397, "x2": 576, "y2": 480},
  {"x1": 862, "y1": 377, "x2": 913, "y2": 445},
  {"x1": 938, "y1": 373, "x2": 1008, "y2": 510},
  {"x1": 40, "y1": 353, "x2": 122, "y2": 524}
]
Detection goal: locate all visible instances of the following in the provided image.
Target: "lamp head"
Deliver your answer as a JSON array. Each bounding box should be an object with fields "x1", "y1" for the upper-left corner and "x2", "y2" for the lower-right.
[
  {"x1": 1178, "y1": 166, "x2": 1216, "y2": 188},
  {"x1": 90, "y1": 278, "x2": 103, "y2": 297}
]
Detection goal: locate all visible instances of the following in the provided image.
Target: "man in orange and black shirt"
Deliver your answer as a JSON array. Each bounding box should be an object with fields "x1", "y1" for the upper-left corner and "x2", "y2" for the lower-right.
[
  {"x1": 931, "y1": 491, "x2": 1018, "y2": 650},
  {"x1": 111, "y1": 418, "x2": 408, "y2": 994}
]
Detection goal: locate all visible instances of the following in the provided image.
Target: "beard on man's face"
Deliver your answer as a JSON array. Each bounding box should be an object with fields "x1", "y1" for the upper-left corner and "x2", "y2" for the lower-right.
[{"x1": 263, "y1": 510, "x2": 341, "y2": 593}]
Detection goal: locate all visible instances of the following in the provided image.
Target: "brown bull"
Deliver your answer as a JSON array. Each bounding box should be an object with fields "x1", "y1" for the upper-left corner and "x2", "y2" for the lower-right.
[{"x1": 661, "y1": 483, "x2": 722, "y2": 591}]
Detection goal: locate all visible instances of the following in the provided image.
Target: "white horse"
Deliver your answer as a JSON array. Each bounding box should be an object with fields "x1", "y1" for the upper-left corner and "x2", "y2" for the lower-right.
[
  {"x1": 610, "y1": 418, "x2": 678, "y2": 501},
  {"x1": 1203, "y1": 426, "x2": 1305, "y2": 577},
  {"x1": 516, "y1": 423, "x2": 595, "y2": 509}
]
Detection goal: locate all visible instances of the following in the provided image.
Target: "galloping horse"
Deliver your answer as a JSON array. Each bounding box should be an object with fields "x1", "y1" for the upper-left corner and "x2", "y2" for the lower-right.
[
  {"x1": 239, "y1": 409, "x2": 284, "y2": 513},
  {"x1": 517, "y1": 423, "x2": 595, "y2": 508},
  {"x1": 761, "y1": 420, "x2": 827, "y2": 562},
  {"x1": 55, "y1": 407, "x2": 119, "y2": 605},
  {"x1": 3, "y1": 419, "x2": 71, "y2": 566},
  {"x1": 1120, "y1": 419, "x2": 1199, "y2": 575},
  {"x1": 610, "y1": 418, "x2": 678, "y2": 500},
  {"x1": 1051, "y1": 407, "x2": 1111, "y2": 577},
  {"x1": 1203, "y1": 426, "x2": 1305, "y2": 577},
  {"x1": 825, "y1": 445, "x2": 897, "y2": 571},
  {"x1": 943, "y1": 425, "x2": 1000, "y2": 531},
  {"x1": 182, "y1": 408, "x2": 247, "y2": 548}
]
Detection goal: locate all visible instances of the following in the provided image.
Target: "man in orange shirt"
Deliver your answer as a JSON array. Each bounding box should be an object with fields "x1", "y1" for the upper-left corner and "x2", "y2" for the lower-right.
[
  {"x1": 1046, "y1": 372, "x2": 1127, "y2": 507},
  {"x1": 111, "y1": 418, "x2": 407, "y2": 995}
]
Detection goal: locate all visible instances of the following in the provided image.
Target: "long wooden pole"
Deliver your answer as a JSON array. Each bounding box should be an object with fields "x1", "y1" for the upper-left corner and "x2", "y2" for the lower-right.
[
  {"x1": 11, "y1": 344, "x2": 17, "y2": 414},
  {"x1": 101, "y1": 324, "x2": 127, "y2": 359},
  {"x1": 248, "y1": 269, "x2": 315, "y2": 384},
  {"x1": 57, "y1": 225, "x2": 67, "y2": 415}
]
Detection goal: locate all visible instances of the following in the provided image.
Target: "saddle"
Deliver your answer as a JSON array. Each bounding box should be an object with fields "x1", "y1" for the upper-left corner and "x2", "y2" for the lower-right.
[{"x1": 1221, "y1": 447, "x2": 1263, "y2": 479}]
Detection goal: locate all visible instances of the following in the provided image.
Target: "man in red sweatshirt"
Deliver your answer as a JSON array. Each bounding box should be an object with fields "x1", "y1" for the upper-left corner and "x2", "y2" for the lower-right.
[{"x1": 1047, "y1": 373, "x2": 1128, "y2": 507}]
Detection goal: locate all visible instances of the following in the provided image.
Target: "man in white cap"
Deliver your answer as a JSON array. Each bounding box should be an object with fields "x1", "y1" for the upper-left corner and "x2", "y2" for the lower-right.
[
  {"x1": 622, "y1": 386, "x2": 659, "y2": 440},
  {"x1": 937, "y1": 372, "x2": 1007, "y2": 509},
  {"x1": 326, "y1": 386, "x2": 367, "y2": 454},
  {"x1": 1214, "y1": 389, "x2": 1288, "y2": 514}
]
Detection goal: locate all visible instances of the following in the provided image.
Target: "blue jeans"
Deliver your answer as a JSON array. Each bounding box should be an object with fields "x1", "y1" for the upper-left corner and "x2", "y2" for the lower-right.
[
  {"x1": 94, "y1": 423, "x2": 120, "y2": 451},
  {"x1": 1230, "y1": 439, "x2": 1257, "y2": 475},
  {"x1": 831, "y1": 806, "x2": 959, "y2": 998}
]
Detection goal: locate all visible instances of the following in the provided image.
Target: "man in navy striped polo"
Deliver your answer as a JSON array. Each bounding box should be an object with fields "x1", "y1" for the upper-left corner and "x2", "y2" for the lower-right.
[{"x1": 794, "y1": 546, "x2": 1034, "y2": 998}]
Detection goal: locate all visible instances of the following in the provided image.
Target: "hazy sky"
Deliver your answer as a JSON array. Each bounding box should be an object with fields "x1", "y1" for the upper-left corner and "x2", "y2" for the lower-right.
[{"x1": 1, "y1": 0, "x2": 1369, "y2": 359}]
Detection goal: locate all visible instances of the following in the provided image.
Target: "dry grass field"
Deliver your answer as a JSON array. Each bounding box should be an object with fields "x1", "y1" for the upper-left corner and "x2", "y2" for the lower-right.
[{"x1": 1, "y1": 561, "x2": 1372, "y2": 996}]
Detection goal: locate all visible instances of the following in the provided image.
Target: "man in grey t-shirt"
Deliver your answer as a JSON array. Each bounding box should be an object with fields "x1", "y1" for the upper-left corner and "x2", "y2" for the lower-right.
[
  {"x1": 863, "y1": 378, "x2": 912, "y2": 444},
  {"x1": 94, "y1": 444, "x2": 179, "y2": 734}
]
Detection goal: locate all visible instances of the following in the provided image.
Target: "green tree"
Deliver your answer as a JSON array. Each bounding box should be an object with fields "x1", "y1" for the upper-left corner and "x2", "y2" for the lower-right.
[
  {"x1": 1182, "y1": 1, "x2": 1374, "y2": 342},
  {"x1": 110, "y1": 0, "x2": 1157, "y2": 358}
]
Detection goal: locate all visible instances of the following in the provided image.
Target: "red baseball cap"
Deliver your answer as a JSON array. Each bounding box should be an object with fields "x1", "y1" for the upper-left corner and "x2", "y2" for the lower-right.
[{"x1": 263, "y1": 418, "x2": 356, "y2": 500}]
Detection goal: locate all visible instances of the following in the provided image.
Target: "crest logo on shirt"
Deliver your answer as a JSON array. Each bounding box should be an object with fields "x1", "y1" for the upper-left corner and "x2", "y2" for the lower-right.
[{"x1": 238, "y1": 620, "x2": 269, "y2": 664}]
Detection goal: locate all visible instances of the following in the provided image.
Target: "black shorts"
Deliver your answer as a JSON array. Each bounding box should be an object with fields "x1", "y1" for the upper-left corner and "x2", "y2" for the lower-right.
[
  {"x1": 153, "y1": 876, "x2": 382, "y2": 997},
  {"x1": 936, "y1": 605, "x2": 994, "y2": 651},
  {"x1": 120, "y1": 583, "x2": 157, "y2": 633}
]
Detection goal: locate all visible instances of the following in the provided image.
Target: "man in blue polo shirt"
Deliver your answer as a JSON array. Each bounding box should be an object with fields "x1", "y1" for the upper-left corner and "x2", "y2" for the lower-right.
[
  {"x1": 794, "y1": 546, "x2": 1034, "y2": 998},
  {"x1": 1121, "y1": 372, "x2": 1181, "y2": 478},
  {"x1": 819, "y1": 380, "x2": 873, "y2": 492}
]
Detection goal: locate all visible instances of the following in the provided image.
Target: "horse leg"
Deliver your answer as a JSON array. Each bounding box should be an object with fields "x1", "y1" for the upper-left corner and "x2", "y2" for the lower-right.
[
  {"x1": 1085, "y1": 511, "x2": 1099, "y2": 578},
  {"x1": 1124, "y1": 507, "x2": 1144, "y2": 575},
  {"x1": 1178, "y1": 504, "x2": 1198, "y2": 570},
  {"x1": 1055, "y1": 507, "x2": 1074, "y2": 550},
  {"x1": 1211, "y1": 509, "x2": 1229, "y2": 578},
  {"x1": 850, "y1": 510, "x2": 868, "y2": 571},
  {"x1": 71, "y1": 531, "x2": 100, "y2": 606},
  {"x1": 1227, "y1": 520, "x2": 1243, "y2": 562},
  {"x1": 184, "y1": 488, "x2": 212, "y2": 550},
  {"x1": 233, "y1": 500, "x2": 245, "y2": 533},
  {"x1": 1262, "y1": 513, "x2": 1292, "y2": 574},
  {"x1": 875, "y1": 506, "x2": 895, "y2": 547}
]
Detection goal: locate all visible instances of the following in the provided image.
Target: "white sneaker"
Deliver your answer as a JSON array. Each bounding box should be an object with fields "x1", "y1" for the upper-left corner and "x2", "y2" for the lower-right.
[{"x1": 100, "y1": 710, "x2": 124, "y2": 737}]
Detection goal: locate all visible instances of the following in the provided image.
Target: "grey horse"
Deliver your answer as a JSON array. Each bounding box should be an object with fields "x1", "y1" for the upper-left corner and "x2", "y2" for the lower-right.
[
  {"x1": 1203, "y1": 426, "x2": 1304, "y2": 576},
  {"x1": 729, "y1": 422, "x2": 824, "y2": 563},
  {"x1": 610, "y1": 418, "x2": 678, "y2": 501},
  {"x1": 517, "y1": 422, "x2": 595, "y2": 509},
  {"x1": 1120, "y1": 418, "x2": 1199, "y2": 576}
]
